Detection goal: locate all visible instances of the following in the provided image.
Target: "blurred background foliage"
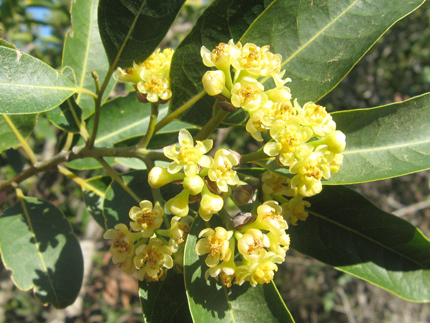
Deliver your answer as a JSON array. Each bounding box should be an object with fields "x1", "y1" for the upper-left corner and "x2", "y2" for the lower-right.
[{"x1": 1, "y1": 0, "x2": 430, "y2": 322}]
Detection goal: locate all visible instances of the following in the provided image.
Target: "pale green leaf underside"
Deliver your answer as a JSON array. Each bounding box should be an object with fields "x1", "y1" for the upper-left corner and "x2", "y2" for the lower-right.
[
  {"x1": 62, "y1": 0, "x2": 115, "y2": 118},
  {"x1": 291, "y1": 186, "x2": 430, "y2": 302},
  {"x1": 0, "y1": 114, "x2": 37, "y2": 153},
  {"x1": 0, "y1": 46, "x2": 79, "y2": 114},
  {"x1": 0, "y1": 197, "x2": 83, "y2": 308}
]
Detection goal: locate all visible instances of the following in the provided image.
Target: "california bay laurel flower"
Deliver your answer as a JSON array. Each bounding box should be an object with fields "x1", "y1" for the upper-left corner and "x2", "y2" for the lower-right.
[
  {"x1": 208, "y1": 149, "x2": 241, "y2": 193},
  {"x1": 103, "y1": 224, "x2": 136, "y2": 275},
  {"x1": 261, "y1": 171, "x2": 296, "y2": 197},
  {"x1": 281, "y1": 195, "x2": 311, "y2": 225},
  {"x1": 163, "y1": 129, "x2": 213, "y2": 177},
  {"x1": 196, "y1": 227, "x2": 233, "y2": 267},
  {"x1": 129, "y1": 200, "x2": 164, "y2": 238},
  {"x1": 236, "y1": 228, "x2": 270, "y2": 263},
  {"x1": 117, "y1": 48, "x2": 174, "y2": 102},
  {"x1": 231, "y1": 77, "x2": 269, "y2": 113},
  {"x1": 134, "y1": 238, "x2": 173, "y2": 282},
  {"x1": 198, "y1": 184, "x2": 224, "y2": 221}
]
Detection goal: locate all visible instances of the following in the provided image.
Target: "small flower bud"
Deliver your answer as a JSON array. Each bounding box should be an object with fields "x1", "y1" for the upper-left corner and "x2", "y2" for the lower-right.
[
  {"x1": 183, "y1": 175, "x2": 205, "y2": 195},
  {"x1": 198, "y1": 186, "x2": 224, "y2": 221},
  {"x1": 148, "y1": 166, "x2": 184, "y2": 188},
  {"x1": 202, "y1": 70, "x2": 226, "y2": 96},
  {"x1": 265, "y1": 86, "x2": 291, "y2": 103},
  {"x1": 324, "y1": 130, "x2": 346, "y2": 154},
  {"x1": 166, "y1": 189, "x2": 190, "y2": 217}
]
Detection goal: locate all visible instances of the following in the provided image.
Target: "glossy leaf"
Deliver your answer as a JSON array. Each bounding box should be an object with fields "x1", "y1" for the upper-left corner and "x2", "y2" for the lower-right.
[
  {"x1": 290, "y1": 186, "x2": 430, "y2": 302},
  {"x1": 242, "y1": 0, "x2": 426, "y2": 102},
  {"x1": 0, "y1": 197, "x2": 83, "y2": 308},
  {"x1": 326, "y1": 93, "x2": 430, "y2": 184},
  {"x1": 0, "y1": 46, "x2": 79, "y2": 114},
  {"x1": 62, "y1": 0, "x2": 116, "y2": 118},
  {"x1": 82, "y1": 176, "x2": 112, "y2": 230},
  {"x1": 98, "y1": 0, "x2": 186, "y2": 68},
  {"x1": 0, "y1": 114, "x2": 37, "y2": 153},
  {"x1": 139, "y1": 271, "x2": 192, "y2": 323},
  {"x1": 184, "y1": 215, "x2": 295, "y2": 322},
  {"x1": 170, "y1": 0, "x2": 269, "y2": 126},
  {"x1": 45, "y1": 97, "x2": 83, "y2": 133}
]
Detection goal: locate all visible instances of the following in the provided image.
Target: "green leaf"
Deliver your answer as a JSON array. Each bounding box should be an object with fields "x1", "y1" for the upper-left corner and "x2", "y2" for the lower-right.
[
  {"x1": 242, "y1": 0, "x2": 426, "y2": 102},
  {"x1": 66, "y1": 94, "x2": 192, "y2": 169},
  {"x1": 170, "y1": 0, "x2": 270, "y2": 126},
  {"x1": 103, "y1": 170, "x2": 152, "y2": 229},
  {"x1": 45, "y1": 97, "x2": 83, "y2": 133},
  {"x1": 139, "y1": 271, "x2": 192, "y2": 323},
  {"x1": 62, "y1": 0, "x2": 116, "y2": 118},
  {"x1": 0, "y1": 114, "x2": 37, "y2": 153},
  {"x1": 98, "y1": 0, "x2": 186, "y2": 68},
  {"x1": 291, "y1": 186, "x2": 430, "y2": 302},
  {"x1": 0, "y1": 46, "x2": 80, "y2": 114},
  {"x1": 184, "y1": 215, "x2": 295, "y2": 322},
  {"x1": 0, "y1": 197, "x2": 83, "y2": 308},
  {"x1": 82, "y1": 176, "x2": 112, "y2": 230},
  {"x1": 325, "y1": 93, "x2": 430, "y2": 184}
]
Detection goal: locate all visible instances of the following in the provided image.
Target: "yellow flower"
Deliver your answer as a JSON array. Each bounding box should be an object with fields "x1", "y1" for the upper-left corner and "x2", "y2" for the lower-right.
[
  {"x1": 235, "y1": 250, "x2": 284, "y2": 286},
  {"x1": 136, "y1": 77, "x2": 172, "y2": 102},
  {"x1": 117, "y1": 48, "x2": 174, "y2": 103},
  {"x1": 134, "y1": 238, "x2": 173, "y2": 282},
  {"x1": 265, "y1": 86, "x2": 292, "y2": 103},
  {"x1": 261, "y1": 171, "x2": 295, "y2": 197},
  {"x1": 245, "y1": 108, "x2": 270, "y2": 142},
  {"x1": 201, "y1": 40, "x2": 241, "y2": 71},
  {"x1": 281, "y1": 195, "x2": 311, "y2": 225},
  {"x1": 253, "y1": 201, "x2": 288, "y2": 237},
  {"x1": 329, "y1": 153, "x2": 344, "y2": 173},
  {"x1": 129, "y1": 200, "x2": 164, "y2": 238},
  {"x1": 300, "y1": 102, "x2": 336, "y2": 137},
  {"x1": 231, "y1": 43, "x2": 282, "y2": 77},
  {"x1": 290, "y1": 152, "x2": 331, "y2": 197},
  {"x1": 231, "y1": 77, "x2": 268, "y2": 112},
  {"x1": 166, "y1": 215, "x2": 193, "y2": 252},
  {"x1": 237, "y1": 228, "x2": 270, "y2": 262},
  {"x1": 196, "y1": 227, "x2": 233, "y2": 267},
  {"x1": 264, "y1": 118, "x2": 313, "y2": 167},
  {"x1": 260, "y1": 99, "x2": 298, "y2": 128},
  {"x1": 208, "y1": 149, "x2": 241, "y2": 192},
  {"x1": 103, "y1": 224, "x2": 136, "y2": 275},
  {"x1": 163, "y1": 129, "x2": 213, "y2": 177},
  {"x1": 267, "y1": 231, "x2": 290, "y2": 258}
]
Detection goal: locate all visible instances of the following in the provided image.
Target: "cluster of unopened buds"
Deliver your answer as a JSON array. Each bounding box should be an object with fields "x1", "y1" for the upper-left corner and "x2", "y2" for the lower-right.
[{"x1": 105, "y1": 41, "x2": 346, "y2": 287}]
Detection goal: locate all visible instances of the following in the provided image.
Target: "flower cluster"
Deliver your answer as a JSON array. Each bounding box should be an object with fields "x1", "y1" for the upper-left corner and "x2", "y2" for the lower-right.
[
  {"x1": 103, "y1": 200, "x2": 191, "y2": 281},
  {"x1": 117, "y1": 48, "x2": 174, "y2": 103},
  {"x1": 149, "y1": 128, "x2": 241, "y2": 222},
  {"x1": 201, "y1": 40, "x2": 346, "y2": 197},
  {"x1": 105, "y1": 41, "x2": 346, "y2": 289},
  {"x1": 196, "y1": 201, "x2": 289, "y2": 287}
]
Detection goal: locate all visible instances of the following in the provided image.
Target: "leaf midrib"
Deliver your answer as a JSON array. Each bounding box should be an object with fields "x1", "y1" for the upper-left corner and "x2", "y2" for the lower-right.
[
  {"x1": 309, "y1": 210, "x2": 430, "y2": 269},
  {"x1": 343, "y1": 138, "x2": 430, "y2": 155}
]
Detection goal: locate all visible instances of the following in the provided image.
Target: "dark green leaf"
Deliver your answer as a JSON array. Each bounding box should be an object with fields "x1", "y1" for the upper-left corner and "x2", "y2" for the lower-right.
[
  {"x1": 5, "y1": 148, "x2": 25, "y2": 174},
  {"x1": 0, "y1": 114, "x2": 37, "y2": 153},
  {"x1": 0, "y1": 46, "x2": 79, "y2": 114},
  {"x1": 0, "y1": 197, "x2": 83, "y2": 308},
  {"x1": 291, "y1": 186, "x2": 430, "y2": 302},
  {"x1": 325, "y1": 93, "x2": 430, "y2": 184},
  {"x1": 184, "y1": 215, "x2": 295, "y2": 322},
  {"x1": 82, "y1": 176, "x2": 112, "y2": 230},
  {"x1": 242, "y1": 0, "x2": 426, "y2": 102},
  {"x1": 98, "y1": 0, "x2": 186, "y2": 68},
  {"x1": 62, "y1": 0, "x2": 116, "y2": 118},
  {"x1": 45, "y1": 97, "x2": 83, "y2": 133},
  {"x1": 170, "y1": 0, "x2": 269, "y2": 126},
  {"x1": 139, "y1": 271, "x2": 192, "y2": 323}
]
